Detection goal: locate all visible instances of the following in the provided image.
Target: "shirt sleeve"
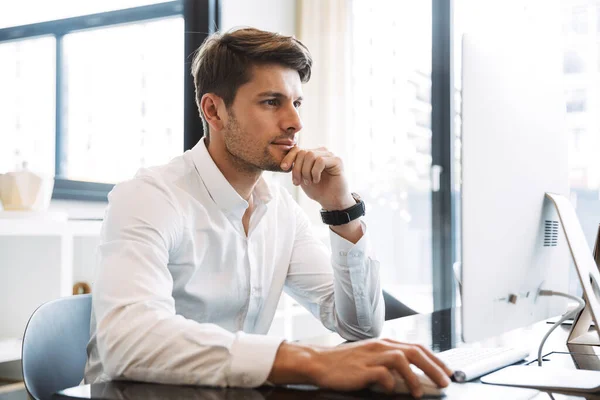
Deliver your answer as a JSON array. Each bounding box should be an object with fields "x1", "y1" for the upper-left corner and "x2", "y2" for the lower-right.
[
  {"x1": 92, "y1": 175, "x2": 283, "y2": 387},
  {"x1": 283, "y1": 195, "x2": 385, "y2": 341}
]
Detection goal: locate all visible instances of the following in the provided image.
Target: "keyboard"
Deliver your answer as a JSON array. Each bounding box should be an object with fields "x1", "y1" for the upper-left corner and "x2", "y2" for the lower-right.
[{"x1": 437, "y1": 347, "x2": 529, "y2": 382}]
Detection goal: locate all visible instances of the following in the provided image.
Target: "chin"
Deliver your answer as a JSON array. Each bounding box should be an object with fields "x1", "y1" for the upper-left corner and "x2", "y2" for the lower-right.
[
  {"x1": 265, "y1": 149, "x2": 286, "y2": 168},
  {"x1": 263, "y1": 162, "x2": 287, "y2": 173}
]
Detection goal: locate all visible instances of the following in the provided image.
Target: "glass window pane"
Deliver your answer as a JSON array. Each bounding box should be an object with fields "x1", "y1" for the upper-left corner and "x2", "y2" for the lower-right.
[
  {"x1": 0, "y1": 36, "x2": 55, "y2": 176},
  {"x1": 564, "y1": 49, "x2": 586, "y2": 73},
  {"x1": 0, "y1": 0, "x2": 168, "y2": 28},
  {"x1": 569, "y1": 5, "x2": 589, "y2": 34},
  {"x1": 349, "y1": 0, "x2": 433, "y2": 313},
  {"x1": 62, "y1": 17, "x2": 184, "y2": 184},
  {"x1": 562, "y1": 0, "x2": 600, "y2": 254},
  {"x1": 565, "y1": 88, "x2": 587, "y2": 112},
  {"x1": 561, "y1": 1, "x2": 600, "y2": 190}
]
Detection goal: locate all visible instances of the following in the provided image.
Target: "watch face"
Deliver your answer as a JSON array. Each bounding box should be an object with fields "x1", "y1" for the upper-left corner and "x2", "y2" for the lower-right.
[{"x1": 351, "y1": 192, "x2": 362, "y2": 202}]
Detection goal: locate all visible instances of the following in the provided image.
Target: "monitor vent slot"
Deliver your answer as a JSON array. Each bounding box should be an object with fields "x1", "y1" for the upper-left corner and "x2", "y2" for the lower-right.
[{"x1": 544, "y1": 220, "x2": 559, "y2": 247}]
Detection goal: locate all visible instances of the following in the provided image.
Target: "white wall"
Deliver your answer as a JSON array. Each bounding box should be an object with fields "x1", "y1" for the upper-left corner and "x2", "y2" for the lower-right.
[{"x1": 220, "y1": 0, "x2": 296, "y2": 35}]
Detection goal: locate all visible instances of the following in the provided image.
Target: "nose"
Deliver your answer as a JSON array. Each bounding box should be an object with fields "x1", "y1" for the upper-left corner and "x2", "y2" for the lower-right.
[{"x1": 282, "y1": 103, "x2": 303, "y2": 134}]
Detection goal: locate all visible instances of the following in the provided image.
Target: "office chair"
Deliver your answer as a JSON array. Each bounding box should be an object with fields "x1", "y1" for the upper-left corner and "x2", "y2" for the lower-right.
[
  {"x1": 382, "y1": 290, "x2": 418, "y2": 320},
  {"x1": 21, "y1": 294, "x2": 92, "y2": 400}
]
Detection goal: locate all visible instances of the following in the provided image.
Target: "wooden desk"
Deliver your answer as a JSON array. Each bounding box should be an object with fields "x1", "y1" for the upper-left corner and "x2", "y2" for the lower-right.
[{"x1": 54, "y1": 308, "x2": 600, "y2": 399}]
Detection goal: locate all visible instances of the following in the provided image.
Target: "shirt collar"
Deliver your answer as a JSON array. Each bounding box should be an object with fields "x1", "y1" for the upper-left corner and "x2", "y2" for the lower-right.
[{"x1": 190, "y1": 137, "x2": 273, "y2": 219}]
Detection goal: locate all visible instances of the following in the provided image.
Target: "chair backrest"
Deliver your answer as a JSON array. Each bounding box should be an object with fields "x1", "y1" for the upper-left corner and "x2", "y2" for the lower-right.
[
  {"x1": 382, "y1": 290, "x2": 418, "y2": 320},
  {"x1": 22, "y1": 294, "x2": 92, "y2": 400}
]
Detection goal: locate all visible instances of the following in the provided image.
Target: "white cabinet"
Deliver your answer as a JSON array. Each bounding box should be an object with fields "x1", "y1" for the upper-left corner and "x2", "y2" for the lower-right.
[{"x1": 0, "y1": 218, "x2": 101, "y2": 346}]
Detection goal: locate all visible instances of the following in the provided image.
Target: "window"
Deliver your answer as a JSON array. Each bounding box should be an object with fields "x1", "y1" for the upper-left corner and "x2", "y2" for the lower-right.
[
  {"x1": 564, "y1": 49, "x2": 586, "y2": 73},
  {"x1": 0, "y1": 0, "x2": 214, "y2": 200},
  {"x1": 62, "y1": 18, "x2": 184, "y2": 183},
  {"x1": 0, "y1": 0, "x2": 168, "y2": 28},
  {"x1": 0, "y1": 36, "x2": 55, "y2": 175},
  {"x1": 562, "y1": 1, "x2": 600, "y2": 272},
  {"x1": 562, "y1": 1, "x2": 600, "y2": 195},
  {"x1": 348, "y1": 1, "x2": 434, "y2": 313},
  {"x1": 568, "y1": 127, "x2": 587, "y2": 189},
  {"x1": 565, "y1": 89, "x2": 588, "y2": 112},
  {"x1": 567, "y1": 5, "x2": 589, "y2": 34}
]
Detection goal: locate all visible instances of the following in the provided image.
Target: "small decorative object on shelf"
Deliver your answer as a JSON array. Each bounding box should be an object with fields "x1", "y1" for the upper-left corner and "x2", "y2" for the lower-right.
[
  {"x1": 73, "y1": 282, "x2": 91, "y2": 295},
  {"x1": 0, "y1": 162, "x2": 54, "y2": 212}
]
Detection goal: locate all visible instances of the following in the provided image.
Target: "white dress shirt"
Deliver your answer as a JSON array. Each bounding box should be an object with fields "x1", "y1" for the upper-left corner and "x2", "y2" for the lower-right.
[{"x1": 84, "y1": 137, "x2": 384, "y2": 387}]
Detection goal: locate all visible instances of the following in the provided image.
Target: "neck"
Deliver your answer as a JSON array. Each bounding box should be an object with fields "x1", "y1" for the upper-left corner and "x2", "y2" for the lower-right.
[{"x1": 205, "y1": 137, "x2": 261, "y2": 201}]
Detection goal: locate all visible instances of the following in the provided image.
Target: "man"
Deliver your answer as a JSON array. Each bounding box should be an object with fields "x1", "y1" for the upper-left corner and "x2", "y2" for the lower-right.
[{"x1": 84, "y1": 27, "x2": 452, "y2": 398}]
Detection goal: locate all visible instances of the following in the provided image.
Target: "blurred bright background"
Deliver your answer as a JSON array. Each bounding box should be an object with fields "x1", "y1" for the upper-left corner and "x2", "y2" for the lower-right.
[{"x1": 0, "y1": 0, "x2": 599, "y2": 362}]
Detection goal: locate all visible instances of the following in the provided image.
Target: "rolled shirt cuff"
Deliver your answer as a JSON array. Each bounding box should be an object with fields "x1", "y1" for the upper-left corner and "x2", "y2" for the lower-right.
[
  {"x1": 329, "y1": 221, "x2": 369, "y2": 267},
  {"x1": 228, "y1": 332, "x2": 285, "y2": 387}
]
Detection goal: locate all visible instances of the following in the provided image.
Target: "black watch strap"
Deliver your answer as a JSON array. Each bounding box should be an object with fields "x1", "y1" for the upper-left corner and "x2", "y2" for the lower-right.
[{"x1": 320, "y1": 193, "x2": 366, "y2": 226}]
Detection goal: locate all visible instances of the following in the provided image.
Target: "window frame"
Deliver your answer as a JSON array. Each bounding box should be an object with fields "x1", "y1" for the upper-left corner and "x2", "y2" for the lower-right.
[
  {"x1": 0, "y1": 0, "x2": 219, "y2": 201},
  {"x1": 431, "y1": 0, "x2": 456, "y2": 312}
]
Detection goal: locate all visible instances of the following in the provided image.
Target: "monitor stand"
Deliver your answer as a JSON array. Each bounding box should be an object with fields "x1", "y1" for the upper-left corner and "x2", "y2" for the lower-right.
[
  {"x1": 481, "y1": 193, "x2": 600, "y2": 393},
  {"x1": 546, "y1": 192, "x2": 600, "y2": 346}
]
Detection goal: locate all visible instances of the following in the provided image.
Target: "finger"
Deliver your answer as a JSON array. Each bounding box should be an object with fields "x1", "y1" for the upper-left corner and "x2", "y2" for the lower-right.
[
  {"x1": 416, "y1": 344, "x2": 454, "y2": 377},
  {"x1": 377, "y1": 350, "x2": 423, "y2": 398},
  {"x1": 280, "y1": 146, "x2": 301, "y2": 171},
  {"x1": 315, "y1": 147, "x2": 332, "y2": 156},
  {"x1": 400, "y1": 346, "x2": 451, "y2": 388},
  {"x1": 312, "y1": 156, "x2": 326, "y2": 184},
  {"x1": 364, "y1": 366, "x2": 395, "y2": 394},
  {"x1": 318, "y1": 155, "x2": 343, "y2": 177},
  {"x1": 382, "y1": 339, "x2": 453, "y2": 378},
  {"x1": 292, "y1": 150, "x2": 306, "y2": 186},
  {"x1": 301, "y1": 151, "x2": 316, "y2": 185}
]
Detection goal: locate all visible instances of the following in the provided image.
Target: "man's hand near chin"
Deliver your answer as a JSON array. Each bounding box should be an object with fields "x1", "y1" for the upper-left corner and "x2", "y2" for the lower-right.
[
  {"x1": 267, "y1": 340, "x2": 453, "y2": 398},
  {"x1": 279, "y1": 146, "x2": 362, "y2": 243}
]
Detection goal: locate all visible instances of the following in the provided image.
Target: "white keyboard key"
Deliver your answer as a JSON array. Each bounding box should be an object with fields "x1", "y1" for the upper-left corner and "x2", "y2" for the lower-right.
[{"x1": 437, "y1": 347, "x2": 529, "y2": 382}]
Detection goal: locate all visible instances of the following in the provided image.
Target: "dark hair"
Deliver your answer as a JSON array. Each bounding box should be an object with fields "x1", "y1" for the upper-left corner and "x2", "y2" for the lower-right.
[{"x1": 191, "y1": 27, "x2": 313, "y2": 138}]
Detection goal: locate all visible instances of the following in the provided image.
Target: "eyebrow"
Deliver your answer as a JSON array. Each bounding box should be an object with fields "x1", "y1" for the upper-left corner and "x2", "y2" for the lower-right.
[{"x1": 257, "y1": 91, "x2": 303, "y2": 102}]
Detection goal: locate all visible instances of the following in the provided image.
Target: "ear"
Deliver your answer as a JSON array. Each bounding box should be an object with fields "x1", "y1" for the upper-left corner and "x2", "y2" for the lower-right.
[{"x1": 200, "y1": 93, "x2": 226, "y2": 133}]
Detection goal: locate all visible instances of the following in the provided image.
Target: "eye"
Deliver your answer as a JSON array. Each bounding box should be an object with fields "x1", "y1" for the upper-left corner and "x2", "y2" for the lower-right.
[
  {"x1": 293, "y1": 101, "x2": 302, "y2": 108},
  {"x1": 264, "y1": 98, "x2": 280, "y2": 107}
]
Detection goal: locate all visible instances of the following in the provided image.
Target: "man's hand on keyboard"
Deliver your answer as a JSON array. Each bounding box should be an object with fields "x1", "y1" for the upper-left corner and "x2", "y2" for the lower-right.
[{"x1": 268, "y1": 338, "x2": 453, "y2": 398}]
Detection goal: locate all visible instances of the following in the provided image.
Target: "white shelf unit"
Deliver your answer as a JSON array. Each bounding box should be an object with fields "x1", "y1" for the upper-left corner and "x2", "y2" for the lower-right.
[
  {"x1": 0, "y1": 218, "x2": 103, "y2": 237},
  {"x1": 0, "y1": 338, "x2": 21, "y2": 364},
  {"x1": 0, "y1": 218, "x2": 102, "y2": 362}
]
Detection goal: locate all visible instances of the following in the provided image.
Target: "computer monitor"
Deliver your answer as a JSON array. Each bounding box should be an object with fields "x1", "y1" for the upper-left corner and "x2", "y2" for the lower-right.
[
  {"x1": 459, "y1": 7, "x2": 600, "y2": 350},
  {"x1": 457, "y1": 4, "x2": 600, "y2": 392},
  {"x1": 460, "y1": 27, "x2": 570, "y2": 343}
]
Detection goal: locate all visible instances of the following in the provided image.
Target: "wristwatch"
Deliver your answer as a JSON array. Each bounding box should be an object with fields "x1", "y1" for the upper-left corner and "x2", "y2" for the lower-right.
[{"x1": 320, "y1": 192, "x2": 366, "y2": 226}]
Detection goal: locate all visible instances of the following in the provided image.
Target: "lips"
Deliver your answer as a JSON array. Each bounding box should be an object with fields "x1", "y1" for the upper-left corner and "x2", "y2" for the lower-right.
[{"x1": 272, "y1": 139, "x2": 296, "y2": 146}]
